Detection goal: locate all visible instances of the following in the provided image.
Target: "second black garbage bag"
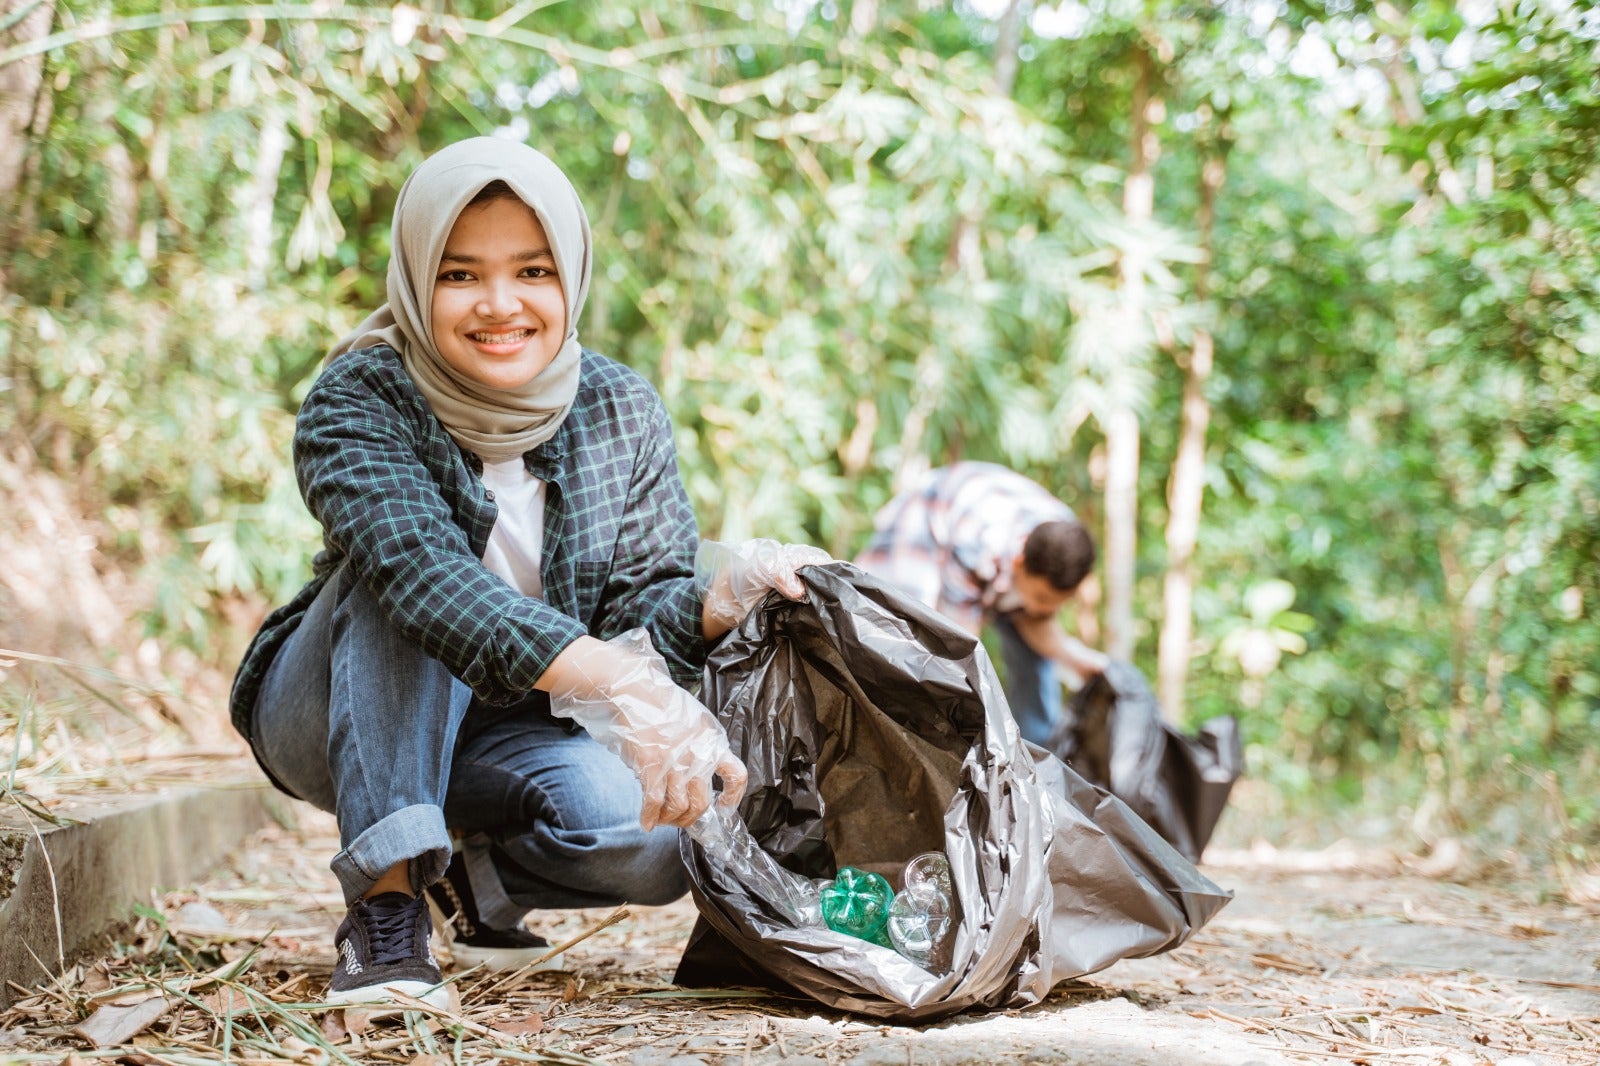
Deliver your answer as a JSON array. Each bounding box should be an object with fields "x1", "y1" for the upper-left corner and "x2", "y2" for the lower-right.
[
  {"x1": 1047, "y1": 662, "x2": 1244, "y2": 864},
  {"x1": 674, "y1": 563, "x2": 1232, "y2": 1022}
]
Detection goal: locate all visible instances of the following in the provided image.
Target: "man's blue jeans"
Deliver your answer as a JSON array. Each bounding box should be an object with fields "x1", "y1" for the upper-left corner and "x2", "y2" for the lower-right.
[
  {"x1": 250, "y1": 563, "x2": 688, "y2": 926},
  {"x1": 994, "y1": 613, "x2": 1061, "y2": 746}
]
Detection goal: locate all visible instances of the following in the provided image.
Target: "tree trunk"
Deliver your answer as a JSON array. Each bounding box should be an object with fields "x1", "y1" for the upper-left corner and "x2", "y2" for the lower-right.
[
  {"x1": 848, "y1": 0, "x2": 878, "y2": 37},
  {"x1": 993, "y1": 0, "x2": 1031, "y2": 99},
  {"x1": 1157, "y1": 145, "x2": 1225, "y2": 717},
  {"x1": 1103, "y1": 407, "x2": 1140, "y2": 661},
  {"x1": 244, "y1": 111, "x2": 290, "y2": 289},
  {"x1": 0, "y1": 0, "x2": 56, "y2": 288},
  {"x1": 907, "y1": 0, "x2": 1025, "y2": 469},
  {"x1": 945, "y1": 0, "x2": 1028, "y2": 278},
  {"x1": 1104, "y1": 45, "x2": 1158, "y2": 662}
]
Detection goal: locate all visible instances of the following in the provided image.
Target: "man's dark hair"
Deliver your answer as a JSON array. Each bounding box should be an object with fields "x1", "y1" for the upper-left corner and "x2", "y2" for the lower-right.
[
  {"x1": 467, "y1": 179, "x2": 525, "y2": 208},
  {"x1": 1020, "y1": 520, "x2": 1096, "y2": 593}
]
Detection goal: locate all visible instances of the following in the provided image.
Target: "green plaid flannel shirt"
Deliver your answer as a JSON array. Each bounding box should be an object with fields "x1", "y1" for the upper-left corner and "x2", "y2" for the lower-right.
[{"x1": 229, "y1": 344, "x2": 706, "y2": 742}]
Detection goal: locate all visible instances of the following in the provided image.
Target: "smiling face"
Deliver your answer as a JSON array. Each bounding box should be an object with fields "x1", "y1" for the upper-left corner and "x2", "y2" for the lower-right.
[{"x1": 429, "y1": 195, "x2": 567, "y2": 391}]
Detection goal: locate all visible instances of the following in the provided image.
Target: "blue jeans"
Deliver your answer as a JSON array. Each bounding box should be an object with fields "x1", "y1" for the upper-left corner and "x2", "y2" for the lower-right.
[
  {"x1": 250, "y1": 563, "x2": 688, "y2": 922},
  {"x1": 994, "y1": 613, "x2": 1061, "y2": 746}
]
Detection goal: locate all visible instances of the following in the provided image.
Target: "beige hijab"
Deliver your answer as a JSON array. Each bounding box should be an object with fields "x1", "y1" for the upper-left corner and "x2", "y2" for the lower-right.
[{"x1": 330, "y1": 137, "x2": 593, "y2": 462}]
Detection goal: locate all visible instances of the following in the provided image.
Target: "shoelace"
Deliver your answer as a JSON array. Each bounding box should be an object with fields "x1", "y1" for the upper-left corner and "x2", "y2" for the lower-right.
[{"x1": 363, "y1": 896, "x2": 425, "y2": 967}]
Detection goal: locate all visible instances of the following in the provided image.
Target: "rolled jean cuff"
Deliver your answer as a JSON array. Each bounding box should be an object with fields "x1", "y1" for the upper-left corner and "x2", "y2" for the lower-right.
[{"x1": 331, "y1": 802, "x2": 452, "y2": 904}]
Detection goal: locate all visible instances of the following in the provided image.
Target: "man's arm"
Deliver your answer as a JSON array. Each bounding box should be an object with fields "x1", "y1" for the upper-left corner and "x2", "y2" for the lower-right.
[{"x1": 1009, "y1": 612, "x2": 1108, "y2": 688}]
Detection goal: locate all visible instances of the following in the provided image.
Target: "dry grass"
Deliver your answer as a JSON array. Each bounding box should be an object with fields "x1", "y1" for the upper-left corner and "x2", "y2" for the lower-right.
[
  {"x1": 0, "y1": 611, "x2": 1595, "y2": 1062},
  {"x1": 1, "y1": 810, "x2": 1596, "y2": 1066},
  {"x1": 0, "y1": 648, "x2": 250, "y2": 820},
  {"x1": 1, "y1": 645, "x2": 1596, "y2": 1064}
]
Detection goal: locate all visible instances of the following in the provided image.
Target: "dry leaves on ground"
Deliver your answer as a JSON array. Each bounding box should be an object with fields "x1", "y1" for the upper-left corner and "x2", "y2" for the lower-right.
[{"x1": 1, "y1": 818, "x2": 1597, "y2": 1065}]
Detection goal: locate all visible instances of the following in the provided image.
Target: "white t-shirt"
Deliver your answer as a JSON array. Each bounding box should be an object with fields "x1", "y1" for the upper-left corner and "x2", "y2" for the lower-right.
[{"x1": 479, "y1": 457, "x2": 547, "y2": 600}]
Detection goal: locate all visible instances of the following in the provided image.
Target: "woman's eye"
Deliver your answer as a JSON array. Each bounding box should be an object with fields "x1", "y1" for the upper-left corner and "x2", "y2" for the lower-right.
[
  {"x1": 438, "y1": 270, "x2": 473, "y2": 283},
  {"x1": 522, "y1": 266, "x2": 554, "y2": 279}
]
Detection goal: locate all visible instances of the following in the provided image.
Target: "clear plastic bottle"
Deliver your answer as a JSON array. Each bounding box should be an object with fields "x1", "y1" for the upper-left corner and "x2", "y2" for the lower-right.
[
  {"x1": 687, "y1": 804, "x2": 821, "y2": 927},
  {"x1": 886, "y1": 881, "x2": 953, "y2": 971},
  {"x1": 902, "y1": 850, "x2": 953, "y2": 896}
]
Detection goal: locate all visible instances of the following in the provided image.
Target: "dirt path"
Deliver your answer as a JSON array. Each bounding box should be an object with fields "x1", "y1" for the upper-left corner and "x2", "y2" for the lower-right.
[{"x1": 3, "y1": 807, "x2": 1597, "y2": 1065}]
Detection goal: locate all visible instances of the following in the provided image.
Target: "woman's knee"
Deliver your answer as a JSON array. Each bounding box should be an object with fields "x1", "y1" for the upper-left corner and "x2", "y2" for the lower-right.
[
  {"x1": 511, "y1": 814, "x2": 689, "y2": 905},
  {"x1": 471, "y1": 730, "x2": 692, "y2": 904},
  {"x1": 607, "y1": 827, "x2": 690, "y2": 905}
]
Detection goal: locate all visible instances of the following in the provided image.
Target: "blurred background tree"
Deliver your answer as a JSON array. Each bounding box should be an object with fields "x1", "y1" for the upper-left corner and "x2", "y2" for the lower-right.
[{"x1": 1, "y1": 0, "x2": 1595, "y2": 870}]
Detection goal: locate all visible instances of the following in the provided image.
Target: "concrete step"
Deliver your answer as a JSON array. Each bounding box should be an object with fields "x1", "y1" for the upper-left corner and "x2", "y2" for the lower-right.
[{"x1": 0, "y1": 781, "x2": 279, "y2": 1006}]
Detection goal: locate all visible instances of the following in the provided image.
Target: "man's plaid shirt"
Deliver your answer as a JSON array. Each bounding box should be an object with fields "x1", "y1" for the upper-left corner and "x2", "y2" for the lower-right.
[
  {"x1": 229, "y1": 344, "x2": 705, "y2": 742},
  {"x1": 854, "y1": 462, "x2": 1075, "y2": 633}
]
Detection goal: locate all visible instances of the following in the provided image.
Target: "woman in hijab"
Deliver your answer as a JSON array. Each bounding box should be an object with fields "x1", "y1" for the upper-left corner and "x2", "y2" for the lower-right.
[{"x1": 229, "y1": 138, "x2": 825, "y2": 1010}]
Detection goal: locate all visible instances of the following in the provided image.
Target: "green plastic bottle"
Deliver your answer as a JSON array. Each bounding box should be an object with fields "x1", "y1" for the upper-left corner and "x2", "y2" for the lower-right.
[{"x1": 819, "y1": 867, "x2": 895, "y2": 943}]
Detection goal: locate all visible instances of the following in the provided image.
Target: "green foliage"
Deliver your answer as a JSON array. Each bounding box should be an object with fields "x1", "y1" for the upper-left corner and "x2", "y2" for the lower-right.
[
  {"x1": 3, "y1": 0, "x2": 1597, "y2": 862},
  {"x1": 1171, "y1": 0, "x2": 1600, "y2": 856}
]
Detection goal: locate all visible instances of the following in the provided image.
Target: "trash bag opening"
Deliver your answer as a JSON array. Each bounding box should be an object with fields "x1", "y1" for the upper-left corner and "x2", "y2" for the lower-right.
[
  {"x1": 714, "y1": 575, "x2": 994, "y2": 885},
  {"x1": 792, "y1": 641, "x2": 969, "y2": 885}
]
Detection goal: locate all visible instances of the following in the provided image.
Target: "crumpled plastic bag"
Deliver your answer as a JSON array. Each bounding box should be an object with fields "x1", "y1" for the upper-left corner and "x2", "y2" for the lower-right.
[
  {"x1": 674, "y1": 563, "x2": 1231, "y2": 1022},
  {"x1": 1046, "y1": 662, "x2": 1243, "y2": 863}
]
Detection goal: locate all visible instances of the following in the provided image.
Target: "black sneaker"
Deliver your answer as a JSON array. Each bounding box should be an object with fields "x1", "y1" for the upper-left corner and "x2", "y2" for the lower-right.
[
  {"x1": 424, "y1": 854, "x2": 563, "y2": 971},
  {"x1": 327, "y1": 892, "x2": 451, "y2": 1010}
]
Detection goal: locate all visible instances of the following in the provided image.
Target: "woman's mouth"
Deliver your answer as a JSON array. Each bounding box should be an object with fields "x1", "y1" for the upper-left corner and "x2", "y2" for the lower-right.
[{"x1": 468, "y1": 328, "x2": 533, "y2": 346}]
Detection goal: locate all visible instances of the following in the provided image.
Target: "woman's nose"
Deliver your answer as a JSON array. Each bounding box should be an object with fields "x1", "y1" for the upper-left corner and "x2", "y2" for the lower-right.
[{"x1": 475, "y1": 279, "x2": 519, "y2": 318}]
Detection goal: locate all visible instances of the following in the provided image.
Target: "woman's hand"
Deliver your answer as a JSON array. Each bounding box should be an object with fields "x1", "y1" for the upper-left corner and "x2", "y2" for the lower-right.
[
  {"x1": 698, "y1": 538, "x2": 832, "y2": 639},
  {"x1": 540, "y1": 632, "x2": 747, "y2": 830}
]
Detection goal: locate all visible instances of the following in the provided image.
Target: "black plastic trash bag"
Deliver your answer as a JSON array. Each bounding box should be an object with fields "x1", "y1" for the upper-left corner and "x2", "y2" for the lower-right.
[
  {"x1": 674, "y1": 563, "x2": 1231, "y2": 1022},
  {"x1": 1046, "y1": 663, "x2": 1243, "y2": 863}
]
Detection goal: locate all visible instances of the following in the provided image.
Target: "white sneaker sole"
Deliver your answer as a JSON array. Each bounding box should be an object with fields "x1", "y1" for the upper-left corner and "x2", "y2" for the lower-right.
[
  {"x1": 425, "y1": 895, "x2": 565, "y2": 972},
  {"x1": 325, "y1": 978, "x2": 453, "y2": 1012},
  {"x1": 447, "y1": 940, "x2": 566, "y2": 972}
]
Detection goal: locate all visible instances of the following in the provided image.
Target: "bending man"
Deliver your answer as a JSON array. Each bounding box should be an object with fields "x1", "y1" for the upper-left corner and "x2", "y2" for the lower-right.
[{"x1": 855, "y1": 461, "x2": 1106, "y2": 745}]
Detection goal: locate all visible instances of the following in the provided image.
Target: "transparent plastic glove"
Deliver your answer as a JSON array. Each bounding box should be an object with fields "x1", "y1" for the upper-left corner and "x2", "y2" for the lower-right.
[
  {"x1": 687, "y1": 803, "x2": 822, "y2": 928},
  {"x1": 545, "y1": 630, "x2": 747, "y2": 831},
  {"x1": 697, "y1": 538, "x2": 833, "y2": 631}
]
